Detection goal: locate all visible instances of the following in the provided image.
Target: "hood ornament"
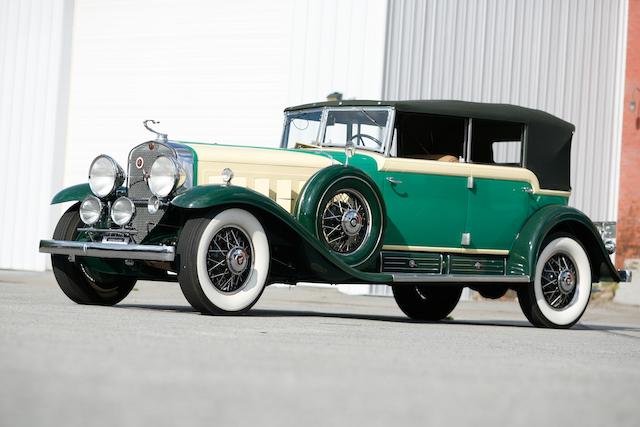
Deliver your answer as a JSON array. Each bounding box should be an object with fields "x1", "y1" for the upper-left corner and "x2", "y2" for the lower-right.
[{"x1": 143, "y1": 119, "x2": 168, "y2": 143}]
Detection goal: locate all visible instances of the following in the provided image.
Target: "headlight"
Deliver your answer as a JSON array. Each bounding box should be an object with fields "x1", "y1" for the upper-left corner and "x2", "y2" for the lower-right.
[
  {"x1": 79, "y1": 195, "x2": 103, "y2": 225},
  {"x1": 148, "y1": 155, "x2": 185, "y2": 198},
  {"x1": 110, "y1": 197, "x2": 135, "y2": 226},
  {"x1": 89, "y1": 155, "x2": 125, "y2": 198}
]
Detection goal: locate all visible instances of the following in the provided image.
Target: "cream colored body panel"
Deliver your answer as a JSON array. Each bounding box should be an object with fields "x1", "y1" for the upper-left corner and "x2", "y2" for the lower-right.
[
  {"x1": 339, "y1": 149, "x2": 571, "y2": 198},
  {"x1": 186, "y1": 144, "x2": 335, "y2": 212},
  {"x1": 382, "y1": 244, "x2": 509, "y2": 256}
]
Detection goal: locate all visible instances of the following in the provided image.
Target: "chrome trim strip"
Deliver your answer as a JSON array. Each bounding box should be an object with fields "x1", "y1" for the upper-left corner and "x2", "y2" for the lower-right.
[
  {"x1": 391, "y1": 273, "x2": 530, "y2": 283},
  {"x1": 618, "y1": 269, "x2": 633, "y2": 283},
  {"x1": 77, "y1": 227, "x2": 138, "y2": 234},
  {"x1": 39, "y1": 240, "x2": 175, "y2": 262}
]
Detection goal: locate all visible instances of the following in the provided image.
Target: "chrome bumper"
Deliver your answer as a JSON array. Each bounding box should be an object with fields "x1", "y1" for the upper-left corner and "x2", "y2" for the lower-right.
[
  {"x1": 39, "y1": 239, "x2": 175, "y2": 262},
  {"x1": 618, "y1": 270, "x2": 633, "y2": 283}
]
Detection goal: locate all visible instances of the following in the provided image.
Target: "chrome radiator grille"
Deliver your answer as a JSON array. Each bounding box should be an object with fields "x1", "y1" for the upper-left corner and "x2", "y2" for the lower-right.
[{"x1": 127, "y1": 142, "x2": 174, "y2": 243}]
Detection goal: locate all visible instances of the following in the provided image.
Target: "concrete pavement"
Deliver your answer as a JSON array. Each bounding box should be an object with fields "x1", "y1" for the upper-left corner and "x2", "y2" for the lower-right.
[{"x1": 1, "y1": 271, "x2": 639, "y2": 427}]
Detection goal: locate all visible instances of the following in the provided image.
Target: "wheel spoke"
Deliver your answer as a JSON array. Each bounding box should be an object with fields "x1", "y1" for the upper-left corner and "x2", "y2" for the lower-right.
[
  {"x1": 206, "y1": 226, "x2": 253, "y2": 293},
  {"x1": 321, "y1": 190, "x2": 371, "y2": 254},
  {"x1": 541, "y1": 253, "x2": 577, "y2": 310}
]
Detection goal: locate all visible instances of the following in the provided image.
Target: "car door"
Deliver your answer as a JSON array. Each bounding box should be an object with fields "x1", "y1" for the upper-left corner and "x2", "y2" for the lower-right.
[
  {"x1": 380, "y1": 157, "x2": 469, "y2": 250},
  {"x1": 464, "y1": 170, "x2": 531, "y2": 251},
  {"x1": 463, "y1": 120, "x2": 531, "y2": 251}
]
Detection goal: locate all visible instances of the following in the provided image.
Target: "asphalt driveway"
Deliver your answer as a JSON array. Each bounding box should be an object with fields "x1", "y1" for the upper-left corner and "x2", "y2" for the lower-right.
[{"x1": 1, "y1": 271, "x2": 639, "y2": 427}]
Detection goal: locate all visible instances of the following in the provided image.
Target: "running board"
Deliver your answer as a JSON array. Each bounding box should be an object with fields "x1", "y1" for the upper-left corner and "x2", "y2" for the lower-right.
[{"x1": 391, "y1": 273, "x2": 531, "y2": 283}]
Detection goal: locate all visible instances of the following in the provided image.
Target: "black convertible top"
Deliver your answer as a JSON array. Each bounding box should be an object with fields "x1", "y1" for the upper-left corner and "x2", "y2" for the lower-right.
[{"x1": 285, "y1": 100, "x2": 575, "y2": 191}]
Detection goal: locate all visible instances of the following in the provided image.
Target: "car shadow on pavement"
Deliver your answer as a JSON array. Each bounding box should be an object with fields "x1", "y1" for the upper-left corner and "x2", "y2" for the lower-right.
[{"x1": 115, "y1": 303, "x2": 640, "y2": 332}]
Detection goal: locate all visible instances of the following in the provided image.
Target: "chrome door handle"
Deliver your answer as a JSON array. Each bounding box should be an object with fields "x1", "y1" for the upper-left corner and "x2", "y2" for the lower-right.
[
  {"x1": 386, "y1": 177, "x2": 402, "y2": 185},
  {"x1": 521, "y1": 187, "x2": 534, "y2": 194}
]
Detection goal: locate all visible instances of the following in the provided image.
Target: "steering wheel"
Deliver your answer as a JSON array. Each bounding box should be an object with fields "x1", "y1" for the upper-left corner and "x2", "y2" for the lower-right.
[{"x1": 348, "y1": 133, "x2": 382, "y2": 147}]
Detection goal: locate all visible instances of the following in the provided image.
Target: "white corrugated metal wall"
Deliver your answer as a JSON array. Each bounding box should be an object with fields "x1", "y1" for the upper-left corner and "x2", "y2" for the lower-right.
[
  {"x1": 369, "y1": 0, "x2": 628, "y2": 297},
  {"x1": 0, "y1": 0, "x2": 73, "y2": 271},
  {"x1": 383, "y1": 0, "x2": 628, "y2": 222}
]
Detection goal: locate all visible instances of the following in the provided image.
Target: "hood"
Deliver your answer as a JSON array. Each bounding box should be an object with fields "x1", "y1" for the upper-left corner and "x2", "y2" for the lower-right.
[{"x1": 183, "y1": 143, "x2": 338, "y2": 213}]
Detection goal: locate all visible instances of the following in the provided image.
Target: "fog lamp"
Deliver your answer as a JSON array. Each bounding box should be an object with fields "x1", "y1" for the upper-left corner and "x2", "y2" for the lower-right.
[
  {"x1": 110, "y1": 197, "x2": 135, "y2": 226},
  {"x1": 79, "y1": 195, "x2": 103, "y2": 225},
  {"x1": 148, "y1": 195, "x2": 161, "y2": 214}
]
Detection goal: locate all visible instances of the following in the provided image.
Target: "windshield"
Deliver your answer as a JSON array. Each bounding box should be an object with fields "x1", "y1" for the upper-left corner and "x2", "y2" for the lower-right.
[{"x1": 281, "y1": 107, "x2": 392, "y2": 153}]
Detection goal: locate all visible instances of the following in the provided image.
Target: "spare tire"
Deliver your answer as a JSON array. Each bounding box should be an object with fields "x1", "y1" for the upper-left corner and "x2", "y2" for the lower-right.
[{"x1": 296, "y1": 165, "x2": 385, "y2": 269}]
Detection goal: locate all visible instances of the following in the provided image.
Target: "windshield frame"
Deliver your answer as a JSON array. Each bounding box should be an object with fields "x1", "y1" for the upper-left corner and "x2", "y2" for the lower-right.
[{"x1": 281, "y1": 106, "x2": 396, "y2": 155}]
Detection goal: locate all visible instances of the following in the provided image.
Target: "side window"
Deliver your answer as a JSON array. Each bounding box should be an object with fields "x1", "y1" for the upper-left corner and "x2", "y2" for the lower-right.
[
  {"x1": 395, "y1": 113, "x2": 466, "y2": 162},
  {"x1": 469, "y1": 119, "x2": 524, "y2": 166},
  {"x1": 492, "y1": 140, "x2": 522, "y2": 164}
]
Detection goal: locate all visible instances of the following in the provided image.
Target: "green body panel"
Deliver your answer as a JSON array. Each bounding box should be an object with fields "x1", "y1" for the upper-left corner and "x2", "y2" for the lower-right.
[
  {"x1": 170, "y1": 184, "x2": 392, "y2": 284},
  {"x1": 382, "y1": 171, "x2": 468, "y2": 248},
  {"x1": 507, "y1": 204, "x2": 620, "y2": 281},
  {"x1": 465, "y1": 178, "x2": 531, "y2": 250},
  {"x1": 51, "y1": 183, "x2": 91, "y2": 204}
]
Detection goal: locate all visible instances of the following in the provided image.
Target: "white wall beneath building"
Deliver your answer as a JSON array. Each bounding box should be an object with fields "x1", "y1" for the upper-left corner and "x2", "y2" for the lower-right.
[
  {"x1": 383, "y1": 0, "x2": 628, "y2": 222},
  {"x1": 0, "y1": 0, "x2": 73, "y2": 271}
]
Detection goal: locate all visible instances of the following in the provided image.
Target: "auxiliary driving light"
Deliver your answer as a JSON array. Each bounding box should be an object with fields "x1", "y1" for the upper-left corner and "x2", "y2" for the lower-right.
[
  {"x1": 79, "y1": 195, "x2": 103, "y2": 225},
  {"x1": 147, "y1": 195, "x2": 161, "y2": 214},
  {"x1": 110, "y1": 197, "x2": 135, "y2": 226}
]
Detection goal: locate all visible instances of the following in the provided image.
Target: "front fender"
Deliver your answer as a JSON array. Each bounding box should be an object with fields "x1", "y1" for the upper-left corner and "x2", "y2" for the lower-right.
[
  {"x1": 170, "y1": 184, "x2": 392, "y2": 284},
  {"x1": 508, "y1": 205, "x2": 620, "y2": 282},
  {"x1": 51, "y1": 183, "x2": 91, "y2": 204}
]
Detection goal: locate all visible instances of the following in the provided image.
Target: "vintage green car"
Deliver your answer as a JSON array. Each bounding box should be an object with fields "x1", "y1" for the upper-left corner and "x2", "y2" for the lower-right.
[{"x1": 40, "y1": 100, "x2": 631, "y2": 328}]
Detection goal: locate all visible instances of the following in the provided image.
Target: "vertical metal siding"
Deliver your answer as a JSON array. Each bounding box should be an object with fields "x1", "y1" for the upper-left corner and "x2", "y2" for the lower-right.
[
  {"x1": 383, "y1": 0, "x2": 627, "y2": 222},
  {"x1": 0, "y1": 0, "x2": 72, "y2": 271}
]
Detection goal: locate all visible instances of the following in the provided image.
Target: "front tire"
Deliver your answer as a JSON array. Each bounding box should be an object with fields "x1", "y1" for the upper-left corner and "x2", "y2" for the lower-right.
[
  {"x1": 51, "y1": 205, "x2": 136, "y2": 305},
  {"x1": 392, "y1": 284, "x2": 462, "y2": 321},
  {"x1": 517, "y1": 235, "x2": 592, "y2": 328},
  {"x1": 177, "y1": 208, "x2": 270, "y2": 315}
]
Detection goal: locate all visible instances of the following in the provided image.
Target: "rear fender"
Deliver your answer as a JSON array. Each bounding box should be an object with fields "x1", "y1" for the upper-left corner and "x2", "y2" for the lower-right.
[{"x1": 508, "y1": 205, "x2": 620, "y2": 282}]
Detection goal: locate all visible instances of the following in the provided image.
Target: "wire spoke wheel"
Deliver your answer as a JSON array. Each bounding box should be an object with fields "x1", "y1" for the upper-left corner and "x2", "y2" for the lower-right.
[
  {"x1": 206, "y1": 226, "x2": 253, "y2": 293},
  {"x1": 541, "y1": 253, "x2": 578, "y2": 310},
  {"x1": 321, "y1": 189, "x2": 371, "y2": 254},
  {"x1": 518, "y1": 235, "x2": 592, "y2": 328}
]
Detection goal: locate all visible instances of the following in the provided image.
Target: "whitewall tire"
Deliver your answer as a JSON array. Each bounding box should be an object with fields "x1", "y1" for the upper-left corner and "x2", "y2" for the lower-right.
[
  {"x1": 518, "y1": 235, "x2": 592, "y2": 328},
  {"x1": 177, "y1": 208, "x2": 270, "y2": 315}
]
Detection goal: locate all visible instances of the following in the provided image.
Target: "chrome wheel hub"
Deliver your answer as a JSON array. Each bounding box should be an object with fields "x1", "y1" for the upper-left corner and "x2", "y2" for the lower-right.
[
  {"x1": 558, "y1": 270, "x2": 576, "y2": 294},
  {"x1": 227, "y1": 247, "x2": 249, "y2": 275},
  {"x1": 341, "y1": 209, "x2": 363, "y2": 236},
  {"x1": 206, "y1": 226, "x2": 253, "y2": 293},
  {"x1": 541, "y1": 253, "x2": 578, "y2": 309}
]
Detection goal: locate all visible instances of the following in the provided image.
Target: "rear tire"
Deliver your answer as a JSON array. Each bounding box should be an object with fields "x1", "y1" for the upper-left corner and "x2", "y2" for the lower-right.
[
  {"x1": 477, "y1": 285, "x2": 509, "y2": 300},
  {"x1": 517, "y1": 234, "x2": 592, "y2": 328},
  {"x1": 177, "y1": 208, "x2": 270, "y2": 315},
  {"x1": 51, "y1": 205, "x2": 136, "y2": 305},
  {"x1": 392, "y1": 284, "x2": 462, "y2": 321}
]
